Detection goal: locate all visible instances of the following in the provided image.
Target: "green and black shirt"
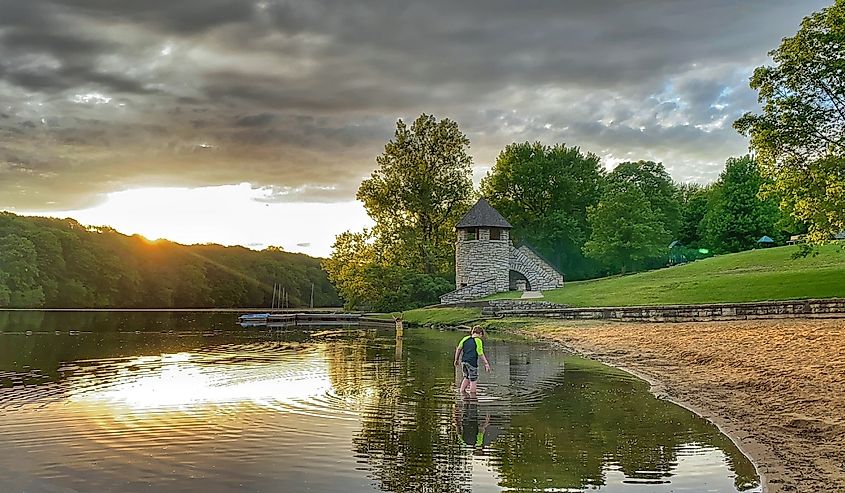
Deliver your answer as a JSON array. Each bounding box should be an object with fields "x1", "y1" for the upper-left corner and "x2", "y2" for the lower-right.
[{"x1": 457, "y1": 335, "x2": 484, "y2": 367}]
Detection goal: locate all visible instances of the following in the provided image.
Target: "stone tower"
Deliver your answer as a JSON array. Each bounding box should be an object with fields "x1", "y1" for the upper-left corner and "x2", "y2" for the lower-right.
[
  {"x1": 454, "y1": 198, "x2": 512, "y2": 295},
  {"x1": 441, "y1": 198, "x2": 566, "y2": 304}
]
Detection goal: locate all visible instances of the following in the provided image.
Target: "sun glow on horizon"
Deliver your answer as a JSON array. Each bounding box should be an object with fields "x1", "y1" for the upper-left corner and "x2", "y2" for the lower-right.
[{"x1": 26, "y1": 183, "x2": 373, "y2": 258}]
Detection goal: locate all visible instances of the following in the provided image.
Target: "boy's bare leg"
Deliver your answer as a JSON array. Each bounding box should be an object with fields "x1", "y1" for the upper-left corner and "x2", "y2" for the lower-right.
[
  {"x1": 459, "y1": 377, "x2": 469, "y2": 394},
  {"x1": 468, "y1": 380, "x2": 478, "y2": 394}
]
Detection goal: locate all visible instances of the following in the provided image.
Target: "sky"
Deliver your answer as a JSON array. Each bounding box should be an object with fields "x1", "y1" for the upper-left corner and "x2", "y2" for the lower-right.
[{"x1": 0, "y1": 0, "x2": 831, "y2": 257}]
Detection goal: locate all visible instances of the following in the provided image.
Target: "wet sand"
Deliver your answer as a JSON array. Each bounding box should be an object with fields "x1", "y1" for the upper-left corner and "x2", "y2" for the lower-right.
[{"x1": 524, "y1": 319, "x2": 845, "y2": 493}]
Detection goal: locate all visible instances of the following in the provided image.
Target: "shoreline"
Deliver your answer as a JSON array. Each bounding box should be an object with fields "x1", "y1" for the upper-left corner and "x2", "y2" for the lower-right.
[
  {"x1": 519, "y1": 319, "x2": 845, "y2": 493},
  {"x1": 535, "y1": 333, "x2": 769, "y2": 492}
]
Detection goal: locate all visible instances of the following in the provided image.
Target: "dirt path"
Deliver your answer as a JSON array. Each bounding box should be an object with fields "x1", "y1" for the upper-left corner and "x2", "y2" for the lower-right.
[{"x1": 525, "y1": 319, "x2": 845, "y2": 493}]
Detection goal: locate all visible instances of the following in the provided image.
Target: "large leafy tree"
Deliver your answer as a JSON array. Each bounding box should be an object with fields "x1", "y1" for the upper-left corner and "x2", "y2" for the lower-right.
[
  {"x1": 326, "y1": 114, "x2": 474, "y2": 309},
  {"x1": 584, "y1": 182, "x2": 670, "y2": 274},
  {"x1": 607, "y1": 161, "x2": 682, "y2": 237},
  {"x1": 323, "y1": 230, "x2": 453, "y2": 311},
  {"x1": 480, "y1": 142, "x2": 605, "y2": 278},
  {"x1": 676, "y1": 182, "x2": 712, "y2": 248},
  {"x1": 357, "y1": 114, "x2": 475, "y2": 275},
  {"x1": 734, "y1": 0, "x2": 845, "y2": 242},
  {"x1": 700, "y1": 156, "x2": 782, "y2": 253}
]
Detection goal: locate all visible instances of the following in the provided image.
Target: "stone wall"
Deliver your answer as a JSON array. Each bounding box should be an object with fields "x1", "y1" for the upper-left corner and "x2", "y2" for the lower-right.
[
  {"x1": 440, "y1": 278, "x2": 499, "y2": 304},
  {"x1": 481, "y1": 299, "x2": 569, "y2": 315},
  {"x1": 492, "y1": 298, "x2": 845, "y2": 322},
  {"x1": 509, "y1": 245, "x2": 564, "y2": 291},
  {"x1": 456, "y1": 228, "x2": 510, "y2": 293}
]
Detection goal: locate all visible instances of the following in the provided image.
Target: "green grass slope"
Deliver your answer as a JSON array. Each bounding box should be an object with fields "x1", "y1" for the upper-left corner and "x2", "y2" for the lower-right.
[{"x1": 489, "y1": 244, "x2": 845, "y2": 307}]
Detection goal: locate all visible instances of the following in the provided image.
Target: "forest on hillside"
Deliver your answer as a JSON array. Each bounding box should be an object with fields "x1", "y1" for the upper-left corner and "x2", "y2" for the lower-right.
[{"x1": 0, "y1": 212, "x2": 340, "y2": 308}]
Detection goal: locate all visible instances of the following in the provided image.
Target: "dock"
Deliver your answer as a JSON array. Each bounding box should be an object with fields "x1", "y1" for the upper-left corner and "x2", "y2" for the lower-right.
[{"x1": 238, "y1": 311, "x2": 395, "y2": 328}]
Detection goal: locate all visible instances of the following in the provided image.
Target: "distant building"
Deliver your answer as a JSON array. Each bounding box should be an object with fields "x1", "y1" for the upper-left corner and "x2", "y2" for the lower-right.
[{"x1": 440, "y1": 198, "x2": 564, "y2": 303}]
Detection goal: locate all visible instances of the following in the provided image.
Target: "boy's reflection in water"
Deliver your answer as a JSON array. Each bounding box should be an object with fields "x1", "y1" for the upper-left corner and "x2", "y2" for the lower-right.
[{"x1": 454, "y1": 396, "x2": 492, "y2": 452}]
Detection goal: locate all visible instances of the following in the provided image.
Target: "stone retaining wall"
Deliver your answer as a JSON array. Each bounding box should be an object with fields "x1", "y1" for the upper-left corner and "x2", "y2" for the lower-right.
[
  {"x1": 481, "y1": 299, "x2": 569, "y2": 315},
  {"x1": 494, "y1": 298, "x2": 845, "y2": 322}
]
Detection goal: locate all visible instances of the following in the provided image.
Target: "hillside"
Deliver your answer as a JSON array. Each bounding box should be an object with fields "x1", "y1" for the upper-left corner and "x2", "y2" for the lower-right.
[
  {"x1": 490, "y1": 245, "x2": 845, "y2": 307},
  {"x1": 0, "y1": 212, "x2": 340, "y2": 308}
]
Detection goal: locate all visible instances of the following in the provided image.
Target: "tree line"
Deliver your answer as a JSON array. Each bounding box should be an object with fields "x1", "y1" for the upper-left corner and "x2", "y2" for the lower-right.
[
  {"x1": 0, "y1": 212, "x2": 340, "y2": 308},
  {"x1": 326, "y1": 120, "x2": 790, "y2": 311},
  {"x1": 326, "y1": 1, "x2": 843, "y2": 311}
]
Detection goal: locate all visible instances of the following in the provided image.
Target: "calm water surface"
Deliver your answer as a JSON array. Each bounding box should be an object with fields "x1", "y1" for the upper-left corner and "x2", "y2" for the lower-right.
[{"x1": 0, "y1": 311, "x2": 760, "y2": 493}]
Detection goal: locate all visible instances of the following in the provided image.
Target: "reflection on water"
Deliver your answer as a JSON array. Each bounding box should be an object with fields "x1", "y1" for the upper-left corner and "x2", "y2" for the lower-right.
[{"x1": 0, "y1": 312, "x2": 759, "y2": 493}]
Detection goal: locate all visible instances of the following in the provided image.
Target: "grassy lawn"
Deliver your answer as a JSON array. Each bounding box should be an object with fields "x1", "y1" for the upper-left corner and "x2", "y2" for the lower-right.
[
  {"x1": 396, "y1": 307, "x2": 483, "y2": 325},
  {"x1": 488, "y1": 244, "x2": 845, "y2": 307}
]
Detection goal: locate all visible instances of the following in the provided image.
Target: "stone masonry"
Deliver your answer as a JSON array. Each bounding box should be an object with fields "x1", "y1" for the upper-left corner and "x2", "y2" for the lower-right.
[
  {"x1": 510, "y1": 245, "x2": 565, "y2": 291},
  {"x1": 488, "y1": 298, "x2": 845, "y2": 322},
  {"x1": 440, "y1": 199, "x2": 565, "y2": 303},
  {"x1": 455, "y1": 227, "x2": 511, "y2": 292}
]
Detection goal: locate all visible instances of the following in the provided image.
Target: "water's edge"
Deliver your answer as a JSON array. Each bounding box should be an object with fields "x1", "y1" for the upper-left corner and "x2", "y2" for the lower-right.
[{"x1": 535, "y1": 335, "x2": 768, "y2": 493}]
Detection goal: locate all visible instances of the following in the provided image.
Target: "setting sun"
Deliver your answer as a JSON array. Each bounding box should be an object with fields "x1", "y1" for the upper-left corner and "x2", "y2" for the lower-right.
[{"x1": 33, "y1": 184, "x2": 372, "y2": 258}]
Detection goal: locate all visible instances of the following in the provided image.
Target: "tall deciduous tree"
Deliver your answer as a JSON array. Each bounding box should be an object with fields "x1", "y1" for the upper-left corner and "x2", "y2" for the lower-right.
[
  {"x1": 326, "y1": 114, "x2": 474, "y2": 309},
  {"x1": 357, "y1": 114, "x2": 475, "y2": 275},
  {"x1": 734, "y1": 0, "x2": 845, "y2": 242},
  {"x1": 676, "y1": 183, "x2": 712, "y2": 248},
  {"x1": 584, "y1": 182, "x2": 670, "y2": 274},
  {"x1": 480, "y1": 142, "x2": 605, "y2": 279},
  {"x1": 700, "y1": 156, "x2": 782, "y2": 253},
  {"x1": 607, "y1": 161, "x2": 682, "y2": 237}
]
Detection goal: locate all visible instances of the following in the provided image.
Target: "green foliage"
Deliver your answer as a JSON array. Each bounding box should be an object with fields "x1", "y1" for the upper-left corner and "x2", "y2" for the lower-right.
[
  {"x1": 480, "y1": 141, "x2": 605, "y2": 279},
  {"x1": 584, "y1": 181, "x2": 671, "y2": 274},
  {"x1": 323, "y1": 230, "x2": 453, "y2": 311},
  {"x1": 0, "y1": 281, "x2": 9, "y2": 306},
  {"x1": 734, "y1": 0, "x2": 845, "y2": 242},
  {"x1": 0, "y1": 212, "x2": 339, "y2": 308},
  {"x1": 676, "y1": 182, "x2": 712, "y2": 248},
  {"x1": 327, "y1": 114, "x2": 473, "y2": 310},
  {"x1": 491, "y1": 244, "x2": 845, "y2": 307},
  {"x1": 364, "y1": 265, "x2": 454, "y2": 312},
  {"x1": 357, "y1": 113, "x2": 475, "y2": 275},
  {"x1": 700, "y1": 156, "x2": 782, "y2": 253},
  {"x1": 607, "y1": 161, "x2": 682, "y2": 237},
  {"x1": 0, "y1": 233, "x2": 45, "y2": 307}
]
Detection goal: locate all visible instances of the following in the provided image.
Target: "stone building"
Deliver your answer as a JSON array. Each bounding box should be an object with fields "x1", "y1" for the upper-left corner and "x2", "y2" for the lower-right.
[{"x1": 440, "y1": 198, "x2": 565, "y2": 303}]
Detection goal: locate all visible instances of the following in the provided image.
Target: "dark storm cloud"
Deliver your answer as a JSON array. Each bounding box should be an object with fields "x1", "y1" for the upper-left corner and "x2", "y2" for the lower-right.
[{"x1": 0, "y1": 0, "x2": 832, "y2": 210}]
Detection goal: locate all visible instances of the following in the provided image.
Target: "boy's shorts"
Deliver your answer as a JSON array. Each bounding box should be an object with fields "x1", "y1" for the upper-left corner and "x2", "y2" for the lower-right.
[{"x1": 461, "y1": 362, "x2": 479, "y2": 382}]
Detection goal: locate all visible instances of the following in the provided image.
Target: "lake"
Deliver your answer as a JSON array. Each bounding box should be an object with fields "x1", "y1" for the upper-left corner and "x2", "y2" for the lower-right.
[{"x1": 0, "y1": 311, "x2": 760, "y2": 493}]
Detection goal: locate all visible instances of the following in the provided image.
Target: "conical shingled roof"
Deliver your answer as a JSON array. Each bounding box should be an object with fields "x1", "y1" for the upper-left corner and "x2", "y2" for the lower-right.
[{"x1": 456, "y1": 198, "x2": 512, "y2": 229}]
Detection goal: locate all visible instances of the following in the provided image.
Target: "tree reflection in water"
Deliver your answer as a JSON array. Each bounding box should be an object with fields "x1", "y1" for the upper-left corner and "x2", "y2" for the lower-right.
[
  {"x1": 0, "y1": 313, "x2": 759, "y2": 493},
  {"x1": 324, "y1": 328, "x2": 759, "y2": 493}
]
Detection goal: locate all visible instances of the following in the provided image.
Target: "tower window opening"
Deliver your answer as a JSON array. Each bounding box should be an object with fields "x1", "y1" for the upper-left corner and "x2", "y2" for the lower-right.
[
  {"x1": 466, "y1": 228, "x2": 479, "y2": 240},
  {"x1": 490, "y1": 228, "x2": 502, "y2": 240}
]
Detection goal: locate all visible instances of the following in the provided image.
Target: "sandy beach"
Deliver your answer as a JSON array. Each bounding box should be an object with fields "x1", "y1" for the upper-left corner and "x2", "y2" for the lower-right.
[{"x1": 525, "y1": 318, "x2": 845, "y2": 493}]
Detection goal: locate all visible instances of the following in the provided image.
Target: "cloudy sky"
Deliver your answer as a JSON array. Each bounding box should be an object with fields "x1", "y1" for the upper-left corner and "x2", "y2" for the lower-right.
[{"x1": 0, "y1": 0, "x2": 830, "y2": 256}]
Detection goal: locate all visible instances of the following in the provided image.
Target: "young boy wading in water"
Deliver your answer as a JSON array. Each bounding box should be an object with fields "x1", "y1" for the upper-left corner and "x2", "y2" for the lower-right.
[{"x1": 454, "y1": 326, "x2": 491, "y2": 395}]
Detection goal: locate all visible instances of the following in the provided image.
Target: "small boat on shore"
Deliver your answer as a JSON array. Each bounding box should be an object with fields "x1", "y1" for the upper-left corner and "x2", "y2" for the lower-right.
[{"x1": 238, "y1": 313, "x2": 270, "y2": 327}]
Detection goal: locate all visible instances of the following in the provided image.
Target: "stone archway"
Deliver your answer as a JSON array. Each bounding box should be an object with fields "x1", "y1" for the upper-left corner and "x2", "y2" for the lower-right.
[
  {"x1": 509, "y1": 245, "x2": 559, "y2": 291},
  {"x1": 509, "y1": 269, "x2": 531, "y2": 291}
]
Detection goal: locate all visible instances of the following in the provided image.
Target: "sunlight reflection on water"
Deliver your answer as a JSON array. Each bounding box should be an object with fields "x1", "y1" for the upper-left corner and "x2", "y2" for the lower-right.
[{"x1": 0, "y1": 312, "x2": 761, "y2": 493}]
